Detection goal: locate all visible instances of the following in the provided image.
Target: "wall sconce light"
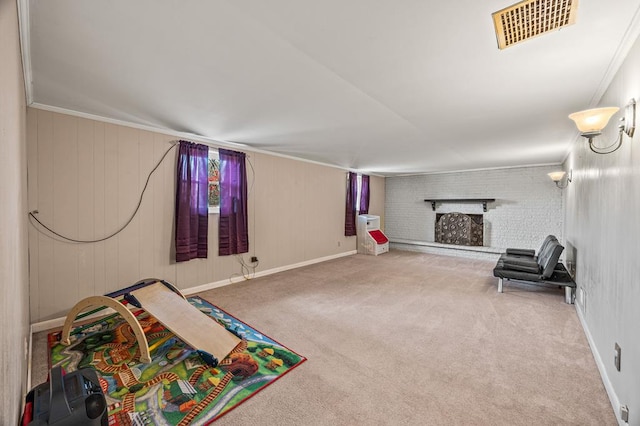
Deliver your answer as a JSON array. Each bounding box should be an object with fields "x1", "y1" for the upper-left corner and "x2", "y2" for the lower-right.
[
  {"x1": 548, "y1": 170, "x2": 571, "y2": 189},
  {"x1": 568, "y1": 99, "x2": 636, "y2": 154}
]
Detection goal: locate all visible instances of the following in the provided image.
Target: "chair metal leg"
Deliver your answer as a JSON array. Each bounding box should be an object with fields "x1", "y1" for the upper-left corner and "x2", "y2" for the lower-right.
[{"x1": 498, "y1": 278, "x2": 503, "y2": 293}]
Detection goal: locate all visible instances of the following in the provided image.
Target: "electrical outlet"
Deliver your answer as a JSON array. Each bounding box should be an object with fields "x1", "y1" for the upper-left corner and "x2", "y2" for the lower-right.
[
  {"x1": 615, "y1": 343, "x2": 621, "y2": 371},
  {"x1": 578, "y1": 287, "x2": 586, "y2": 313},
  {"x1": 250, "y1": 256, "x2": 258, "y2": 263},
  {"x1": 621, "y1": 405, "x2": 629, "y2": 422}
]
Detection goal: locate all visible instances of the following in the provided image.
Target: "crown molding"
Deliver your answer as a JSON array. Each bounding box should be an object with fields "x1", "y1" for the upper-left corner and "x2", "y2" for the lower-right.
[
  {"x1": 17, "y1": 0, "x2": 33, "y2": 104},
  {"x1": 29, "y1": 103, "x2": 385, "y2": 176},
  {"x1": 587, "y1": 4, "x2": 640, "y2": 107}
]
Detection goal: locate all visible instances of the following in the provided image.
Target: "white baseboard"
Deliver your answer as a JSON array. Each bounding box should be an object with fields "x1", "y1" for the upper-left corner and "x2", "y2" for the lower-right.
[
  {"x1": 30, "y1": 250, "x2": 357, "y2": 333},
  {"x1": 182, "y1": 250, "x2": 357, "y2": 295},
  {"x1": 575, "y1": 305, "x2": 624, "y2": 425},
  {"x1": 32, "y1": 317, "x2": 68, "y2": 333},
  {"x1": 390, "y1": 240, "x2": 501, "y2": 261}
]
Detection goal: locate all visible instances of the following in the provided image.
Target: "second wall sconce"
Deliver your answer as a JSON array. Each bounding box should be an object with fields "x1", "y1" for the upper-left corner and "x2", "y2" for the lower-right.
[
  {"x1": 568, "y1": 98, "x2": 636, "y2": 154},
  {"x1": 548, "y1": 170, "x2": 571, "y2": 189}
]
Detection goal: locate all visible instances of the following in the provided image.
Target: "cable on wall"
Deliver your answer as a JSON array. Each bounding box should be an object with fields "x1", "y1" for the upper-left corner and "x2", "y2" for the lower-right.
[
  {"x1": 236, "y1": 254, "x2": 259, "y2": 280},
  {"x1": 32, "y1": 140, "x2": 261, "y2": 288},
  {"x1": 245, "y1": 155, "x2": 258, "y2": 274},
  {"x1": 28, "y1": 142, "x2": 178, "y2": 243},
  {"x1": 247, "y1": 155, "x2": 257, "y2": 260}
]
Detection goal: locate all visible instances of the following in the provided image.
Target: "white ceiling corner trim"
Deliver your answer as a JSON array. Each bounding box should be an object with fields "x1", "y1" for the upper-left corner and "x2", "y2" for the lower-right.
[
  {"x1": 586, "y1": 2, "x2": 640, "y2": 107},
  {"x1": 17, "y1": 0, "x2": 33, "y2": 104},
  {"x1": 29, "y1": 102, "x2": 384, "y2": 176}
]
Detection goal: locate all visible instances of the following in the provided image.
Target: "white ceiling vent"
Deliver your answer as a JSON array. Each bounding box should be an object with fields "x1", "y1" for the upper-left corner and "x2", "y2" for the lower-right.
[{"x1": 492, "y1": 0, "x2": 578, "y2": 50}]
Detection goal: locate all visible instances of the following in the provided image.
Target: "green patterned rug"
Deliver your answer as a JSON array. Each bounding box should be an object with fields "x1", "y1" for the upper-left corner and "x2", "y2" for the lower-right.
[{"x1": 48, "y1": 296, "x2": 306, "y2": 425}]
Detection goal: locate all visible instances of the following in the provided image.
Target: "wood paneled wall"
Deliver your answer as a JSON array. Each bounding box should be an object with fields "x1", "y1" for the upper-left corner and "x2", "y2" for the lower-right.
[
  {"x1": 1, "y1": 0, "x2": 30, "y2": 422},
  {"x1": 27, "y1": 108, "x2": 385, "y2": 322}
]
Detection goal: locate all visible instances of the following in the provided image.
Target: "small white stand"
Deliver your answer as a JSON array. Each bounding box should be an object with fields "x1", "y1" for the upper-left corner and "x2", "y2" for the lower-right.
[{"x1": 357, "y1": 214, "x2": 389, "y2": 256}]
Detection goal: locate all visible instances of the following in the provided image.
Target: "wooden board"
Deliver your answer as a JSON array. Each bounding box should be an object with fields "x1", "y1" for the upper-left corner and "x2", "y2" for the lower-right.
[{"x1": 131, "y1": 282, "x2": 240, "y2": 363}]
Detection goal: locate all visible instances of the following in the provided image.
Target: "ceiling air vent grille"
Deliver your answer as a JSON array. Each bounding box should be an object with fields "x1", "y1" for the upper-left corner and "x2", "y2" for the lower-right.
[{"x1": 492, "y1": 0, "x2": 578, "y2": 50}]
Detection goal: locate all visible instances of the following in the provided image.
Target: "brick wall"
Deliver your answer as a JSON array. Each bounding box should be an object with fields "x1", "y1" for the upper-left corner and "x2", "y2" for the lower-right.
[{"x1": 385, "y1": 165, "x2": 564, "y2": 257}]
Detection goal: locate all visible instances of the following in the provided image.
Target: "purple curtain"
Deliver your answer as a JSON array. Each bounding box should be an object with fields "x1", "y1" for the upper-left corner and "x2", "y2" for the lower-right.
[
  {"x1": 175, "y1": 140, "x2": 209, "y2": 262},
  {"x1": 218, "y1": 148, "x2": 249, "y2": 255},
  {"x1": 359, "y1": 174, "x2": 370, "y2": 215},
  {"x1": 344, "y1": 172, "x2": 358, "y2": 236}
]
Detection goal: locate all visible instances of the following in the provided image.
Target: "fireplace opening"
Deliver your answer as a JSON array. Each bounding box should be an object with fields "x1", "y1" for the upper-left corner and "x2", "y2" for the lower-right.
[{"x1": 435, "y1": 212, "x2": 483, "y2": 246}]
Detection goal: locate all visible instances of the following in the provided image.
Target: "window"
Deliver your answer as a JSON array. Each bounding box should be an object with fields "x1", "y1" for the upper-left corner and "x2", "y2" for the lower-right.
[{"x1": 208, "y1": 148, "x2": 220, "y2": 214}]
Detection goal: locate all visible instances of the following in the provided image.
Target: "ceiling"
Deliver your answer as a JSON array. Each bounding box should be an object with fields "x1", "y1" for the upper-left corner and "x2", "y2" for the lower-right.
[{"x1": 22, "y1": 0, "x2": 640, "y2": 175}]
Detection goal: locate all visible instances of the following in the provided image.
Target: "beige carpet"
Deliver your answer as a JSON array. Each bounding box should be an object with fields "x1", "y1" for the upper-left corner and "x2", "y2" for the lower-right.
[{"x1": 31, "y1": 250, "x2": 614, "y2": 425}]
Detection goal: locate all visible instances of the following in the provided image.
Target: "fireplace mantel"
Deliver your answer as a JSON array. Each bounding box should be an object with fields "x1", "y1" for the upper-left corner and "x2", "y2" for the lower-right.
[{"x1": 424, "y1": 198, "x2": 496, "y2": 212}]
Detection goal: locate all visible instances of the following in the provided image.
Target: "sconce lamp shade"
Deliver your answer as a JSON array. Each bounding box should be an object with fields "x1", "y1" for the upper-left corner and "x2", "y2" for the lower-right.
[
  {"x1": 568, "y1": 107, "x2": 619, "y2": 134},
  {"x1": 547, "y1": 171, "x2": 566, "y2": 182}
]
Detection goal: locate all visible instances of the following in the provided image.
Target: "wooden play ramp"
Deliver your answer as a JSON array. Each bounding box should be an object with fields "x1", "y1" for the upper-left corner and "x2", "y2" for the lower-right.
[{"x1": 61, "y1": 279, "x2": 241, "y2": 366}]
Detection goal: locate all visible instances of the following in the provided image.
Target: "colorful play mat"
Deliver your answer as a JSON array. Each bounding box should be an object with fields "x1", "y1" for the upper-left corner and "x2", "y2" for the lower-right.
[{"x1": 48, "y1": 296, "x2": 306, "y2": 425}]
